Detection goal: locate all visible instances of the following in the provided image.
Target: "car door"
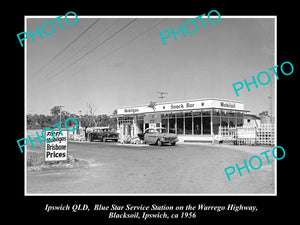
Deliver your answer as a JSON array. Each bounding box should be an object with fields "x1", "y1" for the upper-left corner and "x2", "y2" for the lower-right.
[
  {"x1": 144, "y1": 129, "x2": 150, "y2": 143},
  {"x1": 96, "y1": 129, "x2": 103, "y2": 140},
  {"x1": 144, "y1": 129, "x2": 153, "y2": 144},
  {"x1": 146, "y1": 129, "x2": 158, "y2": 144}
]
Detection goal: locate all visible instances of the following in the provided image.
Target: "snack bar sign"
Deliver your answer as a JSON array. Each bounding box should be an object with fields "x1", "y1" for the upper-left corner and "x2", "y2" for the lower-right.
[{"x1": 44, "y1": 130, "x2": 68, "y2": 161}]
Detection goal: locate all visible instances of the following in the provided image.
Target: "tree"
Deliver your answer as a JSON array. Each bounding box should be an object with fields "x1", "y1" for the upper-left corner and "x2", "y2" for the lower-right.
[
  {"x1": 80, "y1": 115, "x2": 91, "y2": 128},
  {"x1": 27, "y1": 114, "x2": 35, "y2": 129},
  {"x1": 86, "y1": 102, "x2": 97, "y2": 127},
  {"x1": 50, "y1": 105, "x2": 66, "y2": 124},
  {"x1": 259, "y1": 111, "x2": 269, "y2": 117},
  {"x1": 26, "y1": 105, "x2": 118, "y2": 130},
  {"x1": 38, "y1": 114, "x2": 48, "y2": 128},
  {"x1": 50, "y1": 106, "x2": 62, "y2": 116},
  {"x1": 99, "y1": 115, "x2": 110, "y2": 126},
  {"x1": 147, "y1": 101, "x2": 157, "y2": 111}
]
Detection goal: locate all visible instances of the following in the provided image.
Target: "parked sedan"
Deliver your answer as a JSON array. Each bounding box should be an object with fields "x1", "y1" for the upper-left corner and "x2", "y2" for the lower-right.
[
  {"x1": 88, "y1": 127, "x2": 119, "y2": 142},
  {"x1": 140, "y1": 127, "x2": 178, "y2": 146}
]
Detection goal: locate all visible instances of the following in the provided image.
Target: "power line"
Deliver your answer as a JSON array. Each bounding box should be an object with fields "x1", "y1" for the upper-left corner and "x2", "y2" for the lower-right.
[
  {"x1": 93, "y1": 19, "x2": 167, "y2": 65},
  {"x1": 45, "y1": 18, "x2": 137, "y2": 82},
  {"x1": 157, "y1": 91, "x2": 168, "y2": 102},
  {"x1": 29, "y1": 18, "x2": 167, "y2": 96},
  {"x1": 31, "y1": 18, "x2": 101, "y2": 80},
  {"x1": 67, "y1": 18, "x2": 168, "y2": 79},
  {"x1": 38, "y1": 19, "x2": 119, "y2": 82}
]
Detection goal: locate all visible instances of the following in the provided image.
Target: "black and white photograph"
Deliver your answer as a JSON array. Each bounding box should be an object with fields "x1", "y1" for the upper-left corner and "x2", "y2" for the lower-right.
[
  {"x1": 24, "y1": 15, "x2": 276, "y2": 195},
  {"x1": 15, "y1": 5, "x2": 297, "y2": 222}
]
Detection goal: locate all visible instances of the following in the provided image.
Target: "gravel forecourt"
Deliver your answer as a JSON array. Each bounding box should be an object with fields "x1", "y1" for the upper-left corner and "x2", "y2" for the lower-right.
[{"x1": 26, "y1": 141, "x2": 275, "y2": 195}]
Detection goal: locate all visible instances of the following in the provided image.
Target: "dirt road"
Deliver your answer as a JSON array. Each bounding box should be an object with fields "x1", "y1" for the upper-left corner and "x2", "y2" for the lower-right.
[{"x1": 26, "y1": 142, "x2": 275, "y2": 194}]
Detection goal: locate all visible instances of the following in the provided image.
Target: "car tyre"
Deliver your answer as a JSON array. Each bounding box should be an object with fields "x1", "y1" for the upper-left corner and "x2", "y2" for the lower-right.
[
  {"x1": 171, "y1": 142, "x2": 176, "y2": 146},
  {"x1": 156, "y1": 139, "x2": 162, "y2": 146}
]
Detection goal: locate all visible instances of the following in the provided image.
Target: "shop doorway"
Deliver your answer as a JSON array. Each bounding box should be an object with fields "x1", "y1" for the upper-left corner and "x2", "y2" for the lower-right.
[{"x1": 123, "y1": 124, "x2": 131, "y2": 136}]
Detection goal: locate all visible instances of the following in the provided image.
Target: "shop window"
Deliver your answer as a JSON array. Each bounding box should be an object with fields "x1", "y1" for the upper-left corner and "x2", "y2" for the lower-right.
[
  {"x1": 213, "y1": 109, "x2": 220, "y2": 116},
  {"x1": 162, "y1": 118, "x2": 169, "y2": 132},
  {"x1": 221, "y1": 117, "x2": 228, "y2": 127},
  {"x1": 212, "y1": 116, "x2": 220, "y2": 135},
  {"x1": 202, "y1": 110, "x2": 211, "y2": 116},
  {"x1": 176, "y1": 112, "x2": 184, "y2": 118},
  {"x1": 169, "y1": 113, "x2": 176, "y2": 118},
  {"x1": 228, "y1": 111, "x2": 236, "y2": 117},
  {"x1": 169, "y1": 118, "x2": 176, "y2": 133},
  {"x1": 229, "y1": 117, "x2": 236, "y2": 127},
  {"x1": 203, "y1": 117, "x2": 211, "y2": 134},
  {"x1": 185, "y1": 117, "x2": 192, "y2": 135},
  {"x1": 237, "y1": 112, "x2": 243, "y2": 117},
  {"x1": 237, "y1": 117, "x2": 243, "y2": 126},
  {"x1": 193, "y1": 111, "x2": 201, "y2": 117},
  {"x1": 221, "y1": 110, "x2": 228, "y2": 116},
  {"x1": 177, "y1": 117, "x2": 184, "y2": 134},
  {"x1": 184, "y1": 112, "x2": 192, "y2": 117},
  {"x1": 193, "y1": 116, "x2": 201, "y2": 135}
]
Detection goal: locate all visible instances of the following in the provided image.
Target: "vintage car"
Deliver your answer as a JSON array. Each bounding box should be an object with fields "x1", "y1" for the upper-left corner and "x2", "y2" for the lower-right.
[
  {"x1": 139, "y1": 127, "x2": 178, "y2": 146},
  {"x1": 88, "y1": 127, "x2": 119, "y2": 142}
]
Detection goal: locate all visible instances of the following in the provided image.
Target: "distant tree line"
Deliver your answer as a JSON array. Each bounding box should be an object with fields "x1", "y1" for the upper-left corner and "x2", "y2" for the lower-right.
[{"x1": 27, "y1": 105, "x2": 117, "y2": 130}]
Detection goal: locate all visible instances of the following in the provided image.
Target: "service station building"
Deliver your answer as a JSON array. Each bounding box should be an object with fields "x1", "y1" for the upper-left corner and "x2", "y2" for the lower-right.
[{"x1": 116, "y1": 98, "x2": 248, "y2": 143}]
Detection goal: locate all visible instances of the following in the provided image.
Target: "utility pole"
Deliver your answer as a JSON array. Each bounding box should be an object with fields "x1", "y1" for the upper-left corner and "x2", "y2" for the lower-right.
[{"x1": 79, "y1": 110, "x2": 82, "y2": 127}]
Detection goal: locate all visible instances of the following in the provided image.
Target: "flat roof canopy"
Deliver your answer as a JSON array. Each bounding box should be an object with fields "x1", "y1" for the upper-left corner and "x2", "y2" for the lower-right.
[{"x1": 117, "y1": 98, "x2": 248, "y2": 116}]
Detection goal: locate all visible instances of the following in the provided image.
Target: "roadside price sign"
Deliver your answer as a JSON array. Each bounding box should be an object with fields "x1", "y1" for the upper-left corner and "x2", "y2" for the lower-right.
[{"x1": 44, "y1": 130, "x2": 68, "y2": 162}]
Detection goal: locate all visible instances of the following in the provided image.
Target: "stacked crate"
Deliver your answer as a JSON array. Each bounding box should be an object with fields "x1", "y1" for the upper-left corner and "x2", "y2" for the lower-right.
[
  {"x1": 218, "y1": 123, "x2": 274, "y2": 146},
  {"x1": 256, "y1": 123, "x2": 274, "y2": 145}
]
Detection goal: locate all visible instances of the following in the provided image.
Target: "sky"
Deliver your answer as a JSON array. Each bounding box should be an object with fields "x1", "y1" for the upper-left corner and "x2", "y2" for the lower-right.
[{"x1": 26, "y1": 15, "x2": 275, "y2": 116}]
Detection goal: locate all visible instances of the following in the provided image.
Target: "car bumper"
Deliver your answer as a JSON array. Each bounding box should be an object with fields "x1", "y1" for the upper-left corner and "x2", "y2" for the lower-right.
[
  {"x1": 162, "y1": 138, "x2": 178, "y2": 143},
  {"x1": 105, "y1": 137, "x2": 119, "y2": 141}
]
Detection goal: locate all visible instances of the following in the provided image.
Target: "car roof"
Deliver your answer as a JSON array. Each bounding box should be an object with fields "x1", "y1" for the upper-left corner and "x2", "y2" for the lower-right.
[
  {"x1": 93, "y1": 127, "x2": 110, "y2": 130},
  {"x1": 145, "y1": 127, "x2": 165, "y2": 131}
]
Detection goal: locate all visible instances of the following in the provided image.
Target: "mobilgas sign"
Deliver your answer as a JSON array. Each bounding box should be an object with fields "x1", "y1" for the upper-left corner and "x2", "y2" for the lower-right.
[
  {"x1": 45, "y1": 130, "x2": 68, "y2": 161},
  {"x1": 220, "y1": 102, "x2": 235, "y2": 108},
  {"x1": 124, "y1": 108, "x2": 139, "y2": 113}
]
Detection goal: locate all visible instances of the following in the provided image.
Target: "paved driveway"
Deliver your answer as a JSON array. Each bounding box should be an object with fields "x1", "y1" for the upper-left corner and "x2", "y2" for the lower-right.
[{"x1": 26, "y1": 142, "x2": 275, "y2": 195}]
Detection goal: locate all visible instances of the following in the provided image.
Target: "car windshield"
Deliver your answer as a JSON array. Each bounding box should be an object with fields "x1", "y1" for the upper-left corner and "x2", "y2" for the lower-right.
[
  {"x1": 94, "y1": 128, "x2": 111, "y2": 132},
  {"x1": 157, "y1": 128, "x2": 166, "y2": 133},
  {"x1": 94, "y1": 129, "x2": 103, "y2": 133}
]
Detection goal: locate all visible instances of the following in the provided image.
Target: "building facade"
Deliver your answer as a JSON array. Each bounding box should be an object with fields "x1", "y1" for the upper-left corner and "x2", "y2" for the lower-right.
[{"x1": 116, "y1": 98, "x2": 248, "y2": 143}]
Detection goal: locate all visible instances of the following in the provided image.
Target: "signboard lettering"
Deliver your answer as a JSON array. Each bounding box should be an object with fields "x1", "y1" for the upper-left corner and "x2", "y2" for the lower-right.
[
  {"x1": 124, "y1": 108, "x2": 139, "y2": 113},
  {"x1": 220, "y1": 102, "x2": 235, "y2": 108},
  {"x1": 44, "y1": 130, "x2": 68, "y2": 161}
]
